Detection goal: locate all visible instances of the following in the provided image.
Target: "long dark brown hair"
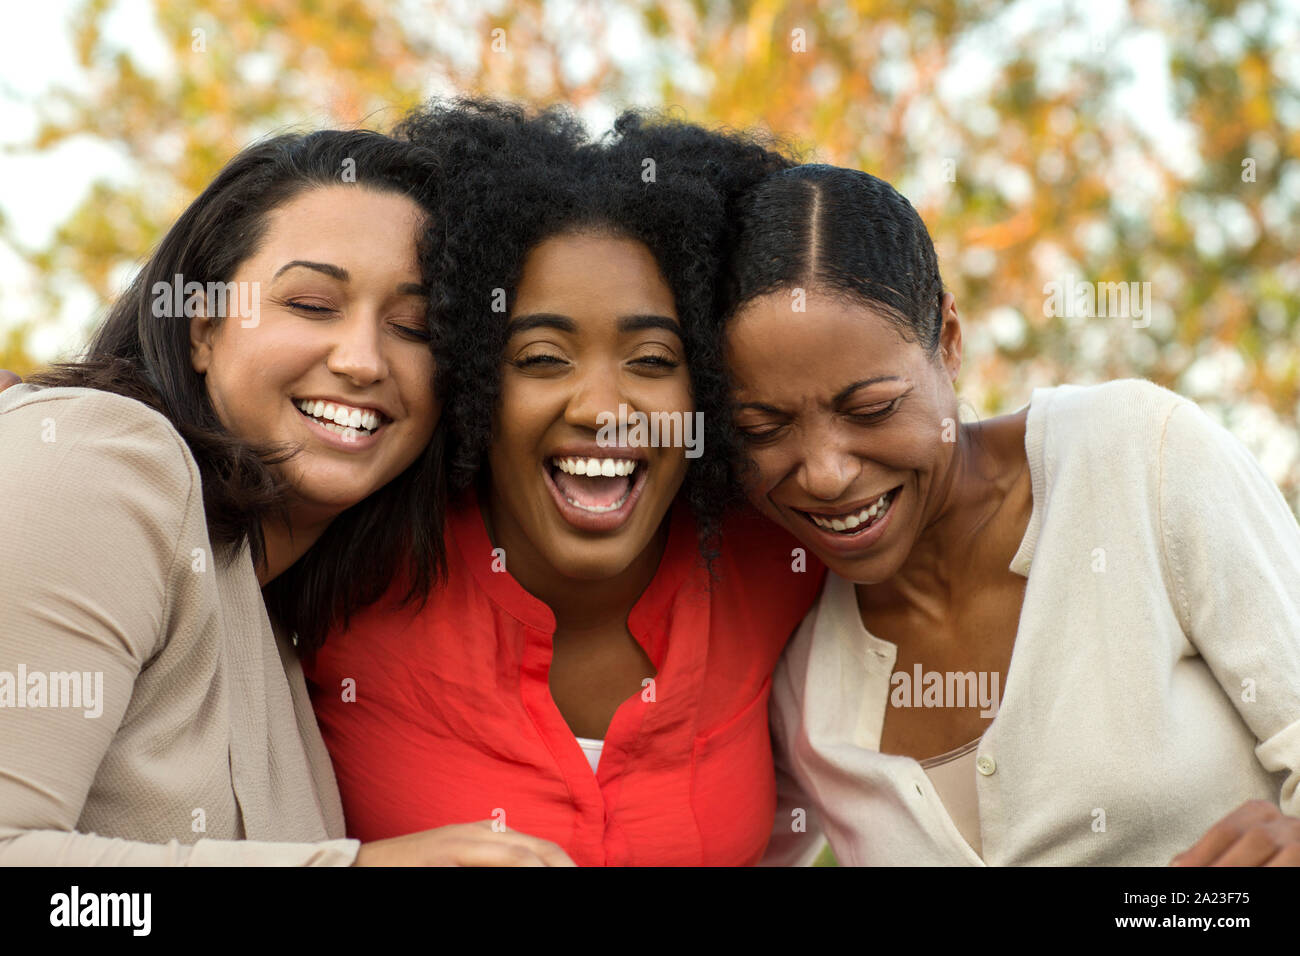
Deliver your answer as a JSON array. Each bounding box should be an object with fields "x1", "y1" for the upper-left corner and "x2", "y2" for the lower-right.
[{"x1": 27, "y1": 129, "x2": 448, "y2": 650}]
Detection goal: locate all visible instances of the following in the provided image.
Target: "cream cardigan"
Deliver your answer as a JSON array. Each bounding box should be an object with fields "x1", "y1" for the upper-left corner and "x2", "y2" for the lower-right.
[
  {"x1": 762, "y1": 379, "x2": 1300, "y2": 866},
  {"x1": 0, "y1": 384, "x2": 360, "y2": 865}
]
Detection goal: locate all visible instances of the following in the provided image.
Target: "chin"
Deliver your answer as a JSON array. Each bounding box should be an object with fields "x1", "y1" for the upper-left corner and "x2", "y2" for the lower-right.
[
  {"x1": 545, "y1": 537, "x2": 645, "y2": 582},
  {"x1": 293, "y1": 483, "x2": 368, "y2": 515}
]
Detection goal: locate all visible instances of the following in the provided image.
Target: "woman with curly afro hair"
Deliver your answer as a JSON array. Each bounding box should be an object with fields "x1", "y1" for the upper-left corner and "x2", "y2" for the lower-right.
[{"x1": 303, "y1": 99, "x2": 831, "y2": 866}]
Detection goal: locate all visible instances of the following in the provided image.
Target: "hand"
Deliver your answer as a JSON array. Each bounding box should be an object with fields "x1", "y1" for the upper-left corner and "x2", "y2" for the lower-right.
[
  {"x1": 0, "y1": 370, "x2": 20, "y2": 392},
  {"x1": 1171, "y1": 799, "x2": 1300, "y2": 866},
  {"x1": 352, "y1": 820, "x2": 578, "y2": 867}
]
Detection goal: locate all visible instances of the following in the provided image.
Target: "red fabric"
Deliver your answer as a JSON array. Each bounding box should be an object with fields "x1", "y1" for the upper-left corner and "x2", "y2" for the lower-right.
[{"x1": 304, "y1": 488, "x2": 825, "y2": 866}]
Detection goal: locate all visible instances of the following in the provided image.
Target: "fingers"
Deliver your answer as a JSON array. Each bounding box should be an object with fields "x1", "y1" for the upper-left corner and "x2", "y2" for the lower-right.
[
  {"x1": 1171, "y1": 800, "x2": 1289, "y2": 866},
  {"x1": 1263, "y1": 844, "x2": 1300, "y2": 866},
  {"x1": 447, "y1": 839, "x2": 552, "y2": 867},
  {"x1": 466, "y1": 819, "x2": 578, "y2": 867}
]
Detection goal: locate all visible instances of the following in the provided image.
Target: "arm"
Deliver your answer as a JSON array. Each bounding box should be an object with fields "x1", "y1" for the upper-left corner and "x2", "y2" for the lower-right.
[
  {"x1": 0, "y1": 390, "x2": 576, "y2": 867},
  {"x1": 0, "y1": 391, "x2": 361, "y2": 865},
  {"x1": 757, "y1": 749, "x2": 829, "y2": 867},
  {"x1": 757, "y1": 660, "x2": 828, "y2": 867},
  {"x1": 1158, "y1": 398, "x2": 1300, "y2": 862}
]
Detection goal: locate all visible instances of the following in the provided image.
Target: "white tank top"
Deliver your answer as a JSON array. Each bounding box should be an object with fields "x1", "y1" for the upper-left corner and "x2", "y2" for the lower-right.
[{"x1": 575, "y1": 735, "x2": 604, "y2": 774}]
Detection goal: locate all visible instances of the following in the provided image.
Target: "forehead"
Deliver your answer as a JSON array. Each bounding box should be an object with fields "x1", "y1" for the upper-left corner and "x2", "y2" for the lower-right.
[
  {"x1": 512, "y1": 232, "x2": 677, "y2": 317},
  {"x1": 265, "y1": 186, "x2": 422, "y2": 239},
  {"x1": 726, "y1": 292, "x2": 923, "y2": 398}
]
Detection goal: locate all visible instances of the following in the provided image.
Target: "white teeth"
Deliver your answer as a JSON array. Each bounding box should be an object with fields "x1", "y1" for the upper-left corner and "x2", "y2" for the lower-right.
[
  {"x1": 808, "y1": 488, "x2": 897, "y2": 533},
  {"x1": 296, "y1": 399, "x2": 383, "y2": 435},
  {"x1": 564, "y1": 490, "x2": 631, "y2": 514},
  {"x1": 553, "y1": 457, "x2": 638, "y2": 478}
]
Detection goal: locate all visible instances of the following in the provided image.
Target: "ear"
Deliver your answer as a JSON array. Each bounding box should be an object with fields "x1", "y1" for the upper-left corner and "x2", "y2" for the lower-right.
[
  {"x1": 189, "y1": 301, "x2": 215, "y2": 374},
  {"x1": 936, "y1": 292, "x2": 962, "y2": 383}
]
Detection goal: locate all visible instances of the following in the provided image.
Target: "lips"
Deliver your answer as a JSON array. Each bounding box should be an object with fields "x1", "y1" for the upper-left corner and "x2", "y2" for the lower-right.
[
  {"x1": 543, "y1": 454, "x2": 650, "y2": 532},
  {"x1": 790, "y1": 485, "x2": 903, "y2": 552}
]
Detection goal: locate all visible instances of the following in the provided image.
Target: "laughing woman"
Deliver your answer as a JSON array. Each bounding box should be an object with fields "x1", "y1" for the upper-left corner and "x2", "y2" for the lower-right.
[
  {"x1": 0, "y1": 129, "x2": 571, "y2": 866},
  {"x1": 720, "y1": 164, "x2": 1300, "y2": 866},
  {"x1": 305, "y1": 101, "x2": 825, "y2": 866}
]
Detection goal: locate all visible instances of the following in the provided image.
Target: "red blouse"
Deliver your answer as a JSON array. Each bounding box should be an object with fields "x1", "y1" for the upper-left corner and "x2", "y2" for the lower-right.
[{"x1": 304, "y1": 488, "x2": 825, "y2": 866}]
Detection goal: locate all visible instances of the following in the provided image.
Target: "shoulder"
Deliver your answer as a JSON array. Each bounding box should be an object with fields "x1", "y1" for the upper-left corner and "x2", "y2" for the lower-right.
[
  {"x1": 718, "y1": 505, "x2": 824, "y2": 574},
  {"x1": 712, "y1": 504, "x2": 827, "y2": 615},
  {"x1": 1027, "y1": 378, "x2": 1193, "y2": 474},
  {"x1": 1032, "y1": 378, "x2": 1187, "y2": 437},
  {"x1": 0, "y1": 384, "x2": 200, "y2": 516}
]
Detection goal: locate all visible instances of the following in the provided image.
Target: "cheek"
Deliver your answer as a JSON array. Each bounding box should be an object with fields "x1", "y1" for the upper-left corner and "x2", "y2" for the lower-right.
[{"x1": 743, "y1": 446, "x2": 792, "y2": 494}]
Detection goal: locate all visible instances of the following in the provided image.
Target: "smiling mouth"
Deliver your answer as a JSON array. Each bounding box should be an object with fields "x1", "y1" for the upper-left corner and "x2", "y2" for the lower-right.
[
  {"x1": 796, "y1": 486, "x2": 901, "y2": 535},
  {"x1": 293, "y1": 398, "x2": 390, "y2": 438},
  {"x1": 546, "y1": 456, "x2": 642, "y2": 513}
]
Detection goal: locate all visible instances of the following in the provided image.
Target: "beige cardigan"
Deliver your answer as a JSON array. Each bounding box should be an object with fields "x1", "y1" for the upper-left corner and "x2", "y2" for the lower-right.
[
  {"x1": 763, "y1": 379, "x2": 1300, "y2": 866},
  {"x1": 0, "y1": 384, "x2": 360, "y2": 865}
]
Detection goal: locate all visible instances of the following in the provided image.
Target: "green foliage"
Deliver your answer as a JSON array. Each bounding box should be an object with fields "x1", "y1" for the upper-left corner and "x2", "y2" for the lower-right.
[{"x1": 5, "y1": 0, "x2": 1298, "y2": 506}]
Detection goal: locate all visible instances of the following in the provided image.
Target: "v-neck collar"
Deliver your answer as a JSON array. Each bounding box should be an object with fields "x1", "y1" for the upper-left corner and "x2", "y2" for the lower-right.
[
  {"x1": 449, "y1": 484, "x2": 698, "y2": 668},
  {"x1": 813, "y1": 387, "x2": 1050, "y2": 747},
  {"x1": 448, "y1": 486, "x2": 711, "y2": 837}
]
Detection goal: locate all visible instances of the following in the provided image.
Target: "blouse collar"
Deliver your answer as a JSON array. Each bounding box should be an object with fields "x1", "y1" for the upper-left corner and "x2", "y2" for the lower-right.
[{"x1": 448, "y1": 483, "x2": 699, "y2": 652}]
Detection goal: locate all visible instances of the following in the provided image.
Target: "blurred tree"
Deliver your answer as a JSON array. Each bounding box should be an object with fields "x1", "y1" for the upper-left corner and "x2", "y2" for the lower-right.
[{"x1": 3, "y1": 0, "x2": 1297, "y2": 506}]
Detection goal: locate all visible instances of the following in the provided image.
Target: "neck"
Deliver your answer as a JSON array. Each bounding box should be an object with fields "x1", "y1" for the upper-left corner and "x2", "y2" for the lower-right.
[
  {"x1": 255, "y1": 510, "x2": 333, "y2": 587},
  {"x1": 863, "y1": 417, "x2": 1023, "y2": 618},
  {"x1": 483, "y1": 493, "x2": 670, "y2": 634}
]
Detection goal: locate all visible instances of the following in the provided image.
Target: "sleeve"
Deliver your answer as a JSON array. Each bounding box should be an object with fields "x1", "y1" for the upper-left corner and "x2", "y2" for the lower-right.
[
  {"x1": 757, "y1": 750, "x2": 829, "y2": 866},
  {"x1": 1158, "y1": 398, "x2": 1300, "y2": 816},
  {"x1": 0, "y1": 392, "x2": 359, "y2": 866}
]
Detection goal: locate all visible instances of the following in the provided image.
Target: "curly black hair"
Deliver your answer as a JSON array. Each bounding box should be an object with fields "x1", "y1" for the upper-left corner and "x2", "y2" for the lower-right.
[{"x1": 394, "y1": 97, "x2": 795, "y2": 556}]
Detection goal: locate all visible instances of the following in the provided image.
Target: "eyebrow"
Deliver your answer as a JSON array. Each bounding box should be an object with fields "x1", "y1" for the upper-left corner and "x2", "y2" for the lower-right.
[
  {"x1": 273, "y1": 262, "x2": 426, "y2": 297},
  {"x1": 735, "y1": 376, "x2": 903, "y2": 416},
  {"x1": 274, "y1": 260, "x2": 348, "y2": 281},
  {"x1": 505, "y1": 312, "x2": 682, "y2": 338},
  {"x1": 506, "y1": 313, "x2": 576, "y2": 337},
  {"x1": 618, "y1": 314, "x2": 682, "y2": 337},
  {"x1": 833, "y1": 376, "x2": 902, "y2": 404}
]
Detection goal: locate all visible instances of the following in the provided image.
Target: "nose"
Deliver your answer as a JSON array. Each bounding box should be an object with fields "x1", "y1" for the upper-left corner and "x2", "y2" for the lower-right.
[
  {"x1": 795, "y1": 424, "x2": 862, "y2": 502},
  {"x1": 326, "y1": 307, "x2": 389, "y2": 386},
  {"x1": 563, "y1": 360, "x2": 625, "y2": 433}
]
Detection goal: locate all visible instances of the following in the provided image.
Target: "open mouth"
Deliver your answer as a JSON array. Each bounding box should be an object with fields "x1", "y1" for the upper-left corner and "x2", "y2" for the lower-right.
[
  {"x1": 294, "y1": 398, "x2": 390, "y2": 439},
  {"x1": 543, "y1": 454, "x2": 649, "y2": 530},
  {"x1": 796, "y1": 485, "x2": 901, "y2": 536}
]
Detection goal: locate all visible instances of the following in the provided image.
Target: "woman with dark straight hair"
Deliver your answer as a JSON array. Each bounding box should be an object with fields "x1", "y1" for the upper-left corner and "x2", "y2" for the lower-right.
[
  {"x1": 0, "y1": 128, "x2": 573, "y2": 866},
  {"x1": 720, "y1": 163, "x2": 1300, "y2": 867}
]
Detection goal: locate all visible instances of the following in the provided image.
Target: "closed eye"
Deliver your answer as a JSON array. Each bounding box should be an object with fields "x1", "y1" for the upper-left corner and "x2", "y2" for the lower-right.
[
  {"x1": 848, "y1": 398, "x2": 901, "y2": 422},
  {"x1": 395, "y1": 324, "x2": 432, "y2": 341},
  {"x1": 632, "y1": 355, "x2": 679, "y2": 370},
  {"x1": 739, "y1": 423, "x2": 786, "y2": 444},
  {"x1": 513, "y1": 354, "x2": 567, "y2": 369},
  {"x1": 286, "y1": 300, "x2": 335, "y2": 314}
]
